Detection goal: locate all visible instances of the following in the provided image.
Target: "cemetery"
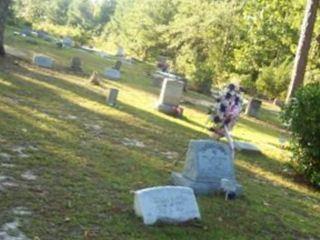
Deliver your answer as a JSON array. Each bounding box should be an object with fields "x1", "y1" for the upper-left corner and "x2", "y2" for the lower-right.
[{"x1": 0, "y1": 0, "x2": 320, "y2": 239}]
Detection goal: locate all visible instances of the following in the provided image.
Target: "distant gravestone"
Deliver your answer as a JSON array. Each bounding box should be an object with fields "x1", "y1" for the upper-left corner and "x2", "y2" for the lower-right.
[
  {"x1": 116, "y1": 47, "x2": 125, "y2": 57},
  {"x1": 158, "y1": 78, "x2": 184, "y2": 106},
  {"x1": 70, "y1": 57, "x2": 82, "y2": 71},
  {"x1": 157, "y1": 79, "x2": 184, "y2": 116},
  {"x1": 104, "y1": 69, "x2": 121, "y2": 80},
  {"x1": 63, "y1": 37, "x2": 73, "y2": 48},
  {"x1": 234, "y1": 141, "x2": 260, "y2": 152},
  {"x1": 33, "y1": 55, "x2": 53, "y2": 68},
  {"x1": 106, "y1": 88, "x2": 119, "y2": 106},
  {"x1": 172, "y1": 139, "x2": 242, "y2": 195},
  {"x1": 21, "y1": 27, "x2": 31, "y2": 37},
  {"x1": 245, "y1": 98, "x2": 262, "y2": 118},
  {"x1": 89, "y1": 72, "x2": 101, "y2": 86},
  {"x1": 113, "y1": 60, "x2": 122, "y2": 71},
  {"x1": 134, "y1": 186, "x2": 201, "y2": 225}
]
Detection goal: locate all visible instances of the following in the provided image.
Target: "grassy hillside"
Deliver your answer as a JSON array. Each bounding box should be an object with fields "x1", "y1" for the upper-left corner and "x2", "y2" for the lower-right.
[{"x1": 0, "y1": 27, "x2": 319, "y2": 240}]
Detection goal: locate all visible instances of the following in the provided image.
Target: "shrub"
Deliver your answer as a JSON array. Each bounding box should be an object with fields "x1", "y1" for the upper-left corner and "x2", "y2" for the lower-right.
[{"x1": 281, "y1": 82, "x2": 320, "y2": 186}]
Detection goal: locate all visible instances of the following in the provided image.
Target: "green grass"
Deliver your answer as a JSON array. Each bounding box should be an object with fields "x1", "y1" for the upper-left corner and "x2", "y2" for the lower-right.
[{"x1": 0, "y1": 27, "x2": 319, "y2": 240}]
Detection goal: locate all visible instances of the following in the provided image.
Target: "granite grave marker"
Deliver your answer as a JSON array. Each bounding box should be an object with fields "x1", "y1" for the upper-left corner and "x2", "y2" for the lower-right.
[
  {"x1": 172, "y1": 139, "x2": 242, "y2": 195},
  {"x1": 134, "y1": 186, "x2": 201, "y2": 225},
  {"x1": 33, "y1": 55, "x2": 53, "y2": 68}
]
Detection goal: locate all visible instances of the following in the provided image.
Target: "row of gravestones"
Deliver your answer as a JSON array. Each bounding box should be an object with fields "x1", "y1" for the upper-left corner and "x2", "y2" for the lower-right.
[{"x1": 33, "y1": 54, "x2": 124, "y2": 79}]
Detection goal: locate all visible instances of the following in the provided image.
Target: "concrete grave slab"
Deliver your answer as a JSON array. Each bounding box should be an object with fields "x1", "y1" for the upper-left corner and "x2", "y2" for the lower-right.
[
  {"x1": 104, "y1": 69, "x2": 121, "y2": 80},
  {"x1": 234, "y1": 141, "x2": 260, "y2": 152},
  {"x1": 134, "y1": 186, "x2": 201, "y2": 225}
]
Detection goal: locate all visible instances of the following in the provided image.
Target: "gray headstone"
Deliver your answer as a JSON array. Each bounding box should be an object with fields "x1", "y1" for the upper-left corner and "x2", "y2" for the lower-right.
[
  {"x1": 106, "y1": 88, "x2": 119, "y2": 106},
  {"x1": 245, "y1": 98, "x2": 262, "y2": 118},
  {"x1": 33, "y1": 55, "x2": 53, "y2": 68},
  {"x1": 158, "y1": 78, "x2": 184, "y2": 106},
  {"x1": 113, "y1": 60, "x2": 122, "y2": 71},
  {"x1": 70, "y1": 57, "x2": 82, "y2": 71},
  {"x1": 234, "y1": 141, "x2": 260, "y2": 152},
  {"x1": 134, "y1": 186, "x2": 201, "y2": 225},
  {"x1": 63, "y1": 37, "x2": 73, "y2": 48},
  {"x1": 172, "y1": 139, "x2": 242, "y2": 195},
  {"x1": 89, "y1": 72, "x2": 101, "y2": 86},
  {"x1": 104, "y1": 69, "x2": 121, "y2": 80},
  {"x1": 21, "y1": 27, "x2": 31, "y2": 36},
  {"x1": 116, "y1": 47, "x2": 125, "y2": 57}
]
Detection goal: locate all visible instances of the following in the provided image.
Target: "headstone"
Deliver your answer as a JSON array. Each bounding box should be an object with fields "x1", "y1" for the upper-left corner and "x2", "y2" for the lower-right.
[
  {"x1": 116, "y1": 47, "x2": 125, "y2": 57},
  {"x1": 104, "y1": 69, "x2": 121, "y2": 80},
  {"x1": 134, "y1": 186, "x2": 201, "y2": 225},
  {"x1": 172, "y1": 139, "x2": 242, "y2": 195},
  {"x1": 245, "y1": 98, "x2": 262, "y2": 118},
  {"x1": 113, "y1": 60, "x2": 122, "y2": 71},
  {"x1": 37, "y1": 30, "x2": 50, "y2": 41},
  {"x1": 234, "y1": 141, "x2": 260, "y2": 152},
  {"x1": 21, "y1": 27, "x2": 31, "y2": 37},
  {"x1": 33, "y1": 55, "x2": 53, "y2": 68},
  {"x1": 158, "y1": 78, "x2": 184, "y2": 106},
  {"x1": 89, "y1": 72, "x2": 101, "y2": 86},
  {"x1": 63, "y1": 37, "x2": 73, "y2": 48},
  {"x1": 157, "y1": 79, "x2": 184, "y2": 116},
  {"x1": 70, "y1": 57, "x2": 82, "y2": 71},
  {"x1": 106, "y1": 88, "x2": 119, "y2": 106}
]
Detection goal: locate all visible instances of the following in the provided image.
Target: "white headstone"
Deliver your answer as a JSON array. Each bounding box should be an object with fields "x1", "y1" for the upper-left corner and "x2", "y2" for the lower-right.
[
  {"x1": 158, "y1": 79, "x2": 184, "y2": 106},
  {"x1": 134, "y1": 186, "x2": 201, "y2": 225},
  {"x1": 116, "y1": 47, "x2": 125, "y2": 57},
  {"x1": 33, "y1": 55, "x2": 53, "y2": 68},
  {"x1": 234, "y1": 141, "x2": 260, "y2": 152},
  {"x1": 104, "y1": 69, "x2": 121, "y2": 80}
]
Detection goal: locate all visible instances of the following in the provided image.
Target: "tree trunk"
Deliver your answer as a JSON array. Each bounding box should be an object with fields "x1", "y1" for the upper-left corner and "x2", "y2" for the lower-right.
[
  {"x1": 0, "y1": 0, "x2": 11, "y2": 57},
  {"x1": 286, "y1": 0, "x2": 319, "y2": 103}
]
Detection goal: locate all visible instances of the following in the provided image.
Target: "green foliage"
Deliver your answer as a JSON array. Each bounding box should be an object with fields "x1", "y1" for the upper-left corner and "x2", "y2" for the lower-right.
[
  {"x1": 12, "y1": 0, "x2": 116, "y2": 42},
  {"x1": 282, "y1": 83, "x2": 320, "y2": 186},
  {"x1": 256, "y1": 60, "x2": 291, "y2": 99}
]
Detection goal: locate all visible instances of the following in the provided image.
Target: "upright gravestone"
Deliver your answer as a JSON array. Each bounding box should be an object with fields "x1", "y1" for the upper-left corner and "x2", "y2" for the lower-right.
[
  {"x1": 106, "y1": 88, "x2": 119, "y2": 106},
  {"x1": 134, "y1": 186, "x2": 201, "y2": 225},
  {"x1": 113, "y1": 60, "x2": 122, "y2": 71},
  {"x1": 70, "y1": 57, "x2": 82, "y2": 72},
  {"x1": 21, "y1": 27, "x2": 31, "y2": 37},
  {"x1": 172, "y1": 139, "x2": 242, "y2": 195},
  {"x1": 89, "y1": 72, "x2": 101, "y2": 86},
  {"x1": 245, "y1": 98, "x2": 262, "y2": 118},
  {"x1": 63, "y1": 37, "x2": 73, "y2": 48},
  {"x1": 33, "y1": 55, "x2": 53, "y2": 68},
  {"x1": 157, "y1": 78, "x2": 184, "y2": 116},
  {"x1": 116, "y1": 47, "x2": 125, "y2": 57}
]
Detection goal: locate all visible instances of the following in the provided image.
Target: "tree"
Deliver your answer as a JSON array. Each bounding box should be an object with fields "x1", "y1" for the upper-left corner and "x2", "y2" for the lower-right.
[
  {"x1": 0, "y1": 0, "x2": 11, "y2": 56},
  {"x1": 286, "y1": 0, "x2": 319, "y2": 103}
]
